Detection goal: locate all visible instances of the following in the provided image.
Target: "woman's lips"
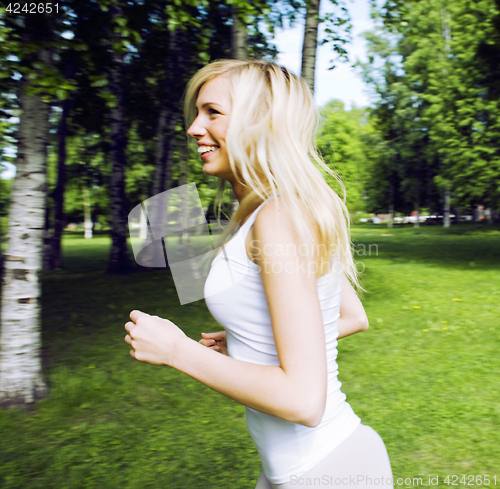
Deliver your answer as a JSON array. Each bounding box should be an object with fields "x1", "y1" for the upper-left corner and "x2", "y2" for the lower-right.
[{"x1": 201, "y1": 148, "x2": 218, "y2": 160}]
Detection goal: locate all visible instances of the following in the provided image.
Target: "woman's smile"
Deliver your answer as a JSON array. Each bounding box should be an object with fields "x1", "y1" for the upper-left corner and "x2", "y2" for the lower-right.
[{"x1": 198, "y1": 145, "x2": 220, "y2": 161}]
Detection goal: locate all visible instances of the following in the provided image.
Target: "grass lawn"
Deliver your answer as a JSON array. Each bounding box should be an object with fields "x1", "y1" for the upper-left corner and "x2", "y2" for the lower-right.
[{"x1": 0, "y1": 223, "x2": 499, "y2": 488}]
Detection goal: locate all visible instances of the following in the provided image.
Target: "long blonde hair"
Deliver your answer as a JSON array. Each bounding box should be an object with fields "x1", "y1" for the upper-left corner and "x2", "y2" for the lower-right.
[{"x1": 184, "y1": 59, "x2": 360, "y2": 290}]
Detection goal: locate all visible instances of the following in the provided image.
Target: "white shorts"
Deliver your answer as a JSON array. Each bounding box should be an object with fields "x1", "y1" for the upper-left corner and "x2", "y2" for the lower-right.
[{"x1": 255, "y1": 424, "x2": 394, "y2": 489}]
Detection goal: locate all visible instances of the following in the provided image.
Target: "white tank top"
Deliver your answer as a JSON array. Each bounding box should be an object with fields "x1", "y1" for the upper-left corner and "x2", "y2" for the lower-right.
[{"x1": 204, "y1": 198, "x2": 361, "y2": 484}]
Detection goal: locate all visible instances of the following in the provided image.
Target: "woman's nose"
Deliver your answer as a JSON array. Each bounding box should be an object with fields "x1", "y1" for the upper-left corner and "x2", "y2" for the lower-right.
[{"x1": 187, "y1": 116, "x2": 206, "y2": 139}]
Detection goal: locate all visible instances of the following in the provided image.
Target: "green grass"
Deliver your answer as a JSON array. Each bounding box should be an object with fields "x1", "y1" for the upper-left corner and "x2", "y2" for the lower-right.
[{"x1": 1, "y1": 224, "x2": 499, "y2": 488}]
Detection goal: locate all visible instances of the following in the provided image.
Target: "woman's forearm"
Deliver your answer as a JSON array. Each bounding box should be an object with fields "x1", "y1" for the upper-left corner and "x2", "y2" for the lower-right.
[
  {"x1": 171, "y1": 336, "x2": 323, "y2": 428},
  {"x1": 337, "y1": 315, "x2": 369, "y2": 339}
]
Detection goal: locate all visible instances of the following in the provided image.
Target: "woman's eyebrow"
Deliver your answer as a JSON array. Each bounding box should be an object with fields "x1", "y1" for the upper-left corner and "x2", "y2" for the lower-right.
[{"x1": 196, "y1": 102, "x2": 223, "y2": 110}]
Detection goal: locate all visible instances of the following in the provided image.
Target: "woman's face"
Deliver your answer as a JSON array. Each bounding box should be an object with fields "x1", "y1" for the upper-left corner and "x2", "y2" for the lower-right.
[{"x1": 187, "y1": 75, "x2": 234, "y2": 182}]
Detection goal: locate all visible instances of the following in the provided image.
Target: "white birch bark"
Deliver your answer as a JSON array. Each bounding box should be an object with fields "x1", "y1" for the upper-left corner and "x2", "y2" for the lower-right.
[
  {"x1": 441, "y1": 8, "x2": 452, "y2": 229},
  {"x1": 231, "y1": 5, "x2": 248, "y2": 60},
  {"x1": 443, "y1": 187, "x2": 451, "y2": 228},
  {"x1": 301, "y1": 0, "x2": 321, "y2": 95},
  {"x1": 82, "y1": 186, "x2": 93, "y2": 239},
  {"x1": 0, "y1": 75, "x2": 50, "y2": 406}
]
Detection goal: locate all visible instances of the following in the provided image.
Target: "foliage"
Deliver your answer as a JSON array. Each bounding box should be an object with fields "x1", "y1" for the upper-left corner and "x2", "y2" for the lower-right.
[
  {"x1": 316, "y1": 100, "x2": 372, "y2": 216},
  {"x1": 360, "y1": 0, "x2": 500, "y2": 218},
  {"x1": 0, "y1": 0, "x2": 358, "y2": 238}
]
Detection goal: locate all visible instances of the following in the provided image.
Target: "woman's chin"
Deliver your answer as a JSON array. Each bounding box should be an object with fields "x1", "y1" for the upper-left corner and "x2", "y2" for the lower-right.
[
  {"x1": 202, "y1": 164, "x2": 216, "y2": 176},
  {"x1": 202, "y1": 163, "x2": 222, "y2": 177}
]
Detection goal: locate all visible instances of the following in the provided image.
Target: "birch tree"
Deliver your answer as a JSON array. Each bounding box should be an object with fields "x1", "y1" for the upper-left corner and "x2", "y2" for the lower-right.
[
  {"x1": 301, "y1": 0, "x2": 321, "y2": 94},
  {"x1": 107, "y1": 2, "x2": 132, "y2": 273},
  {"x1": 231, "y1": 4, "x2": 249, "y2": 60},
  {"x1": 0, "y1": 51, "x2": 51, "y2": 406}
]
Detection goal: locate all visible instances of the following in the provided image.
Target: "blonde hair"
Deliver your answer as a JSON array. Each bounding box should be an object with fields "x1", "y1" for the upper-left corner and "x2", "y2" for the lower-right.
[{"x1": 184, "y1": 59, "x2": 360, "y2": 290}]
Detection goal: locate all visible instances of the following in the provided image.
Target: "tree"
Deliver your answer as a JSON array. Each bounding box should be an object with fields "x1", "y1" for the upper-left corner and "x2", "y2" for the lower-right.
[
  {"x1": 49, "y1": 91, "x2": 71, "y2": 268},
  {"x1": 301, "y1": 0, "x2": 321, "y2": 94},
  {"x1": 361, "y1": 0, "x2": 500, "y2": 224},
  {"x1": 0, "y1": 12, "x2": 55, "y2": 405},
  {"x1": 316, "y1": 100, "x2": 371, "y2": 216},
  {"x1": 106, "y1": 1, "x2": 134, "y2": 273},
  {"x1": 231, "y1": 4, "x2": 249, "y2": 59},
  {"x1": 300, "y1": 0, "x2": 351, "y2": 95}
]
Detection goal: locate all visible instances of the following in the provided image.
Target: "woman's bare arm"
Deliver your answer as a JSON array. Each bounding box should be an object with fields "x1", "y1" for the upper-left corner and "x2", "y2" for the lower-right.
[
  {"x1": 166, "y1": 200, "x2": 328, "y2": 428},
  {"x1": 337, "y1": 275, "x2": 369, "y2": 339}
]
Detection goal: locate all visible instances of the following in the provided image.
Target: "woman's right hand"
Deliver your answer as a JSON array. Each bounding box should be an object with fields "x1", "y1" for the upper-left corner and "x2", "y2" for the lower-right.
[{"x1": 199, "y1": 331, "x2": 228, "y2": 356}]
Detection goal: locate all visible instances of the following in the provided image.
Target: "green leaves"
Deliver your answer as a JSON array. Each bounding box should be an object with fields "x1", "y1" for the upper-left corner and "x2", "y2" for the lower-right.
[
  {"x1": 316, "y1": 101, "x2": 372, "y2": 216},
  {"x1": 360, "y1": 0, "x2": 500, "y2": 216}
]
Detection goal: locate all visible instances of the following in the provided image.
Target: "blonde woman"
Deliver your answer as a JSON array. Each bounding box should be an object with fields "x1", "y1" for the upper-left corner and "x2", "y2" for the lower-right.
[{"x1": 124, "y1": 59, "x2": 393, "y2": 488}]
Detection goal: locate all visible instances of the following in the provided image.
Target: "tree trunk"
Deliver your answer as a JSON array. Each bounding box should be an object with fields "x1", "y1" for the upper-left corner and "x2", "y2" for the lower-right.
[
  {"x1": 0, "y1": 68, "x2": 50, "y2": 407},
  {"x1": 301, "y1": 0, "x2": 321, "y2": 95},
  {"x1": 138, "y1": 111, "x2": 177, "y2": 269},
  {"x1": 42, "y1": 193, "x2": 51, "y2": 270},
  {"x1": 140, "y1": 29, "x2": 185, "y2": 268},
  {"x1": 231, "y1": 5, "x2": 248, "y2": 60},
  {"x1": 443, "y1": 186, "x2": 451, "y2": 228},
  {"x1": 388, "y1": 174, "x2": 395, "y2": 228},
  {"x1": 388, "y1": 202, "x2": 394, "y2": 228},
  {"x1": 0, "y1": 200, "x2": 3, "y2": 276},
  {"x1": 152, "y1": 111, "x2": 176, "y2": 199},
  {"x1": 107, "y1": 3, "x2": 131, "y2": 274},
  {"x1": 441, "y1": 6, "x2": 452, "y2": 231},
  {"x1": 486, "y1": 208, "x2": 493, "y2": 226},
  {"x1": 177, "y1": 133, "x2": 189, "y2": 248},
  {"x1": 150, "y1": 28, "x2": 181, "y2": 200},
  {"x1": 426, "y1": 155, "x2": 433, "y2": 216},
  {"x1": 50, "y1": 95, "x2": 70, "y2": 269},
  {"x1": 83, "y1": 186, "x2": 93, "y2": 239}
]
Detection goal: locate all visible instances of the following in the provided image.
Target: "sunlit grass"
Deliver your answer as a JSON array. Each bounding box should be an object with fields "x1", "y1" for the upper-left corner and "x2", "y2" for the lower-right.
[{"x1": 0, "y1": 224, "x2": 499, "y2": 488}]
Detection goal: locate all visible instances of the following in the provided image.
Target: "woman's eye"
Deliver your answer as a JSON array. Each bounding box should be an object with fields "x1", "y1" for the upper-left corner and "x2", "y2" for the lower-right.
[{"x1": 209, "y1": 108, "x2": 220, "y2": 115}]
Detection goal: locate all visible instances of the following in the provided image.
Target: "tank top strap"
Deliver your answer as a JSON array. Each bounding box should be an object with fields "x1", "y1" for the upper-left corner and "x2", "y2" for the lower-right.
[{"x1": 238, "y1": 195, "x2": 278, "y2": 237}]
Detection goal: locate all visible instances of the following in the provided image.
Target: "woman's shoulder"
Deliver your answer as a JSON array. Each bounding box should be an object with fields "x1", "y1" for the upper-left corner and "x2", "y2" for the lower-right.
[
  {"x1": 248, "y1": 197, "x2": 319, "y2": 253},
  {"x1": 248, "y1": 196, "x2": 330, "y2": 277},
  {"x1": 244, "y1": 196, "x2": 293, "y2": 264},
  {"x1": 255, "y1": 196, "x2": 320, "y2": 238},
  {"x1": 253, "y1": 196, "x2": 294, "y2": 234}
]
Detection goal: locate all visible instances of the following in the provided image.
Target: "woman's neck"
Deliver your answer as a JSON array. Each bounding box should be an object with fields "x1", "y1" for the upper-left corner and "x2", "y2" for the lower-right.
[{"x1": 231, "y1": 180, "x2": 252, "y2": 203}]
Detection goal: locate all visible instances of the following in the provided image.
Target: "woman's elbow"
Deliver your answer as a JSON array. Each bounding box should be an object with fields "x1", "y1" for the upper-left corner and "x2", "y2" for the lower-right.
[
  {"x1": 359, "y1": 316, "x2": 369, "y2": 331},
  {"x1": 304, "y1": 414, "x2": 322, "y2": 428},
  {"x1": 302, "y1": 406, "x2": 324, "y2": 428},
  {"x1": 297, "y1": 397, "x2": 326, "y2": 428}
]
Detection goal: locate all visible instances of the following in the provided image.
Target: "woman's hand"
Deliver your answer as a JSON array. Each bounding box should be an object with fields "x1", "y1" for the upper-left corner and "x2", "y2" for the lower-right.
[
  {"x1": 124, "y1": 310, "x2": 187, "y2": 366},
  {"x1": 199, "y1": 331, "x2": 228, "y2": 356}
]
